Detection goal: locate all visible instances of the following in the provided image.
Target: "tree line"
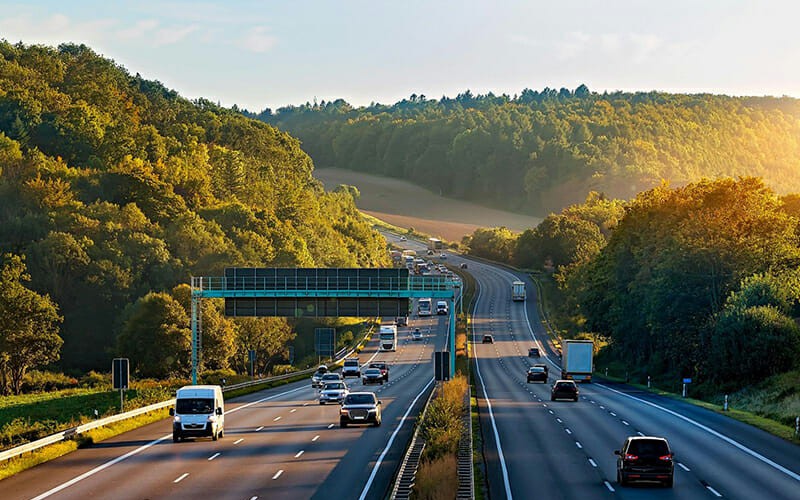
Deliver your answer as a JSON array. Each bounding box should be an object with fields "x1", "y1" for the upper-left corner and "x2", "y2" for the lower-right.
[
  {"x1": 256, "y1": 87, "x2": 800, "y2": 215},
  {"x1": 0, "y1": 41, "x2": 390, "y2": 392},
  {"x1": 463, "y1": 178, "x2": 800, "y2": 393}
]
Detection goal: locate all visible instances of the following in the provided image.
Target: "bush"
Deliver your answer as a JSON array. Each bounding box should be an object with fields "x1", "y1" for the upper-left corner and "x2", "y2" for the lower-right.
[
  {"x1": 22, "y1": 371, "x2": 78, "y2": 392},
  {"x1": 413, "y1": 454, "x2": 458, "y2": 499},
  {"x1": 80, "y1": 371, "x2": 109, "y2": 389},
  {"x1": 199, "y1": 369, "x2": 237, "y2": 386},
  {"x1": 270, "y1": 365, "x2": 294, "y2": 376},
  {"x1": 419, "y1": 375, "x2": 467, "y2": 461}
]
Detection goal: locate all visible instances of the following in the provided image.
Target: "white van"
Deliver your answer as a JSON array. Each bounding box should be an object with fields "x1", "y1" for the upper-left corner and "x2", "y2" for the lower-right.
[
  {"x1": 436, "y1": 301, "x2": 449, "y2": 315},
  {"x1": 170, "y1": 385, "x2": 225, "y2": 442}
]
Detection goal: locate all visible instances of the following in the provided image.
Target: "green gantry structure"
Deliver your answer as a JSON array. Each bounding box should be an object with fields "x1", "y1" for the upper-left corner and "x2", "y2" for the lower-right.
[{"x1": 189, "y1": 268, "x2": 461, "y2": 383}]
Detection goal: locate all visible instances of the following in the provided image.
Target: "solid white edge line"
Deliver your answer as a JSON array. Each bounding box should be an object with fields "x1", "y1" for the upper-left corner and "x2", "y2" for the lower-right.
[
  {"x1": 31, "y1": 433, "x2": 172, "y2": 500},
  {"x1": 31, "y1": 383, "x2": 310, "y2": 499},
  {"x1": 358, "y1": 377, "x2": 435, "y2": 500},
  {"x1": 473, "y1": 283, "x2": 514, "y2": 500},
  {"x1": 173, "y1": 473, "x2": 189, "y2": 483},
  {"x1": 597, "y1": 383, "x2": 800, "y2": 482}
]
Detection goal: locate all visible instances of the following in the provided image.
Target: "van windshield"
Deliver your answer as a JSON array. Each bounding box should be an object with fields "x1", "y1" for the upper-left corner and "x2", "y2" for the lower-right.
[{"x1": 176, "y1": 398, "x2": 214, "y2": 414}]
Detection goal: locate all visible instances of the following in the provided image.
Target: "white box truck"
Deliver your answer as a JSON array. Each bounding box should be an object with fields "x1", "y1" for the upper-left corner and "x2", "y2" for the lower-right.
[
  {"x1": 561, "y1": 340, "x2": 593, "y2": 382},
  {"x1": 512, "y1": 280, "x2": 526, "y2": 301},
  {"x1": 170, "y1": 385, "x2": 225, "y2": 442}
]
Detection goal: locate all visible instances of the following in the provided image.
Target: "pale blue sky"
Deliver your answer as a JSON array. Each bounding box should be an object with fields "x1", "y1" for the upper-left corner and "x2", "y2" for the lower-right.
[{"x1": 1, "y1": 1, "x2": 798, "y2": 111}]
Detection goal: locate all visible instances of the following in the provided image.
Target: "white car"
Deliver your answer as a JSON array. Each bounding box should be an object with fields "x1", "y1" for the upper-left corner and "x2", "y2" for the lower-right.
[
  {"x1": 399, "y1": 236, "x2": 407, "y2": 241},
  {"x1": 319, "y1": 381, "x2": 349, "y2": 404},
  {"x1": 411, "y1": 328, "x2": 423, "y2": 341}
]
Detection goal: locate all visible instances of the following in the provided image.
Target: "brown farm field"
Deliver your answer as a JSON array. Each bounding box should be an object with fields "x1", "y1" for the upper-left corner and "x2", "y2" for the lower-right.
[{"x1": 314, "y1": 168, "x2": 541, "y2": 242}]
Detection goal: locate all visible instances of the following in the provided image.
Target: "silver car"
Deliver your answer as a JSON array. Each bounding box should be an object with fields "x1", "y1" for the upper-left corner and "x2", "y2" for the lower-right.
[{"x1": 319, "y1": 381, "x2": 349, "y2": 404}]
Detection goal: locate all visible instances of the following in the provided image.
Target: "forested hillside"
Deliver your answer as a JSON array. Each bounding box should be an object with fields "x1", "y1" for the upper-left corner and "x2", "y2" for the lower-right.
[
  {"x1": 258, "y1": 87, "x2": 800, "y2": 214},
  {"x1": 0, "y1": 41, "x2": 389, "y2": 377}
]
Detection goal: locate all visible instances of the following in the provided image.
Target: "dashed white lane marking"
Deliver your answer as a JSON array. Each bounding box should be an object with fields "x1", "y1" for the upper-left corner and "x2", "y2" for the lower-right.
[
  {"x1": 565, "y1": 428, "x2": 572, "y2": 435},
  {"x1": 548, "y1": 409, "x2": 554, "y2": 414},
  {"x1": 556, "y1": 418, "x2": 562, "y2": 423},
  {"x1": 303, "y1": 402, "x2": 309, "y2": 406},
  {"x1": 272, "y1": 470, "x2": 283, "y2": 480},
  {"x1": 273, "y1": 416, "x2": 281, "y2": 421},
  {"x1": 208, "y1": 453, "x2": 220, "y2": 461},
  {"x1": 174, "y1": 473, "x2": 189, "y2": 483},
  {"x1": 604, "y1": 480, "x2": 615, "y2": 492},
  {"x1": 575, "y1": 441, "x2": 582, "y2": 449},
  {"x1": 637, "y1": 431, "x2": 645, "y2": 436},
  {"x1": 328, "y1": 423, "x2": 335, "y2": 429},
  {"x1": 707, "y1": 486, "x2": 723, "y2": 497},
  {"x1": 234, "y1": 438, "x2": 244, "y2": 445},
  {"x1": 250, "y1": 496, "x2": 258, "y2": 500},
  {"x1": 600, "y1": 405, "x2": 605, "y2": 409},
  {"x1": 312, "y1": 435, "x2": 320, "y2": 442},
  {"x1": 290, "y1": 409, "x2": 297, "y2": 413},
  {"x1": 256, "y1": 426, "x2": 264, "y2": 431},
  {"x1": 678, "y1": 462, "x2": 691, "y2": 472},
  {"x1": 295, "y1": 450, "x2": 304, "y2": 458},
  {"x1": 622, "y1": 420, "x2": 629, "y2": 426},
  {"x1": 588, "y1": 458, "x2": 598, "y2": 467}
]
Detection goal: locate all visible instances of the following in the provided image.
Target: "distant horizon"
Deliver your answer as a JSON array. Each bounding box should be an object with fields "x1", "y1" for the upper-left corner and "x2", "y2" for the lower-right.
[{"x1": 2, "y1": 1, "x2": 798, "y2": 112}]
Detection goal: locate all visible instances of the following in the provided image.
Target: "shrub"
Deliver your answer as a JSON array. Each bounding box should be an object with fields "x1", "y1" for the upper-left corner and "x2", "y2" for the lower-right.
[
  {"x1": 80, "y1": 371, "x2": 109, "y2": 389},
  {"x1": 270, "y1": 364, "x2": 294, "y2": 376},
  {"x1": 199, "y1": 369, "x2": 237, "y2": 386},
  {"x1": 22, "y1": 371, "x2": 78, "y2": 392}
]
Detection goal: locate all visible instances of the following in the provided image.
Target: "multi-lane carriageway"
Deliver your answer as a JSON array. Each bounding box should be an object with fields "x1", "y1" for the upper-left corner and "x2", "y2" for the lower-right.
[
  {"x1": 468, "y1": 256, "x2": 800, "y2": 500},
  {"x1": 1, "y1": 313, "x2": 449, "y2": 500}
]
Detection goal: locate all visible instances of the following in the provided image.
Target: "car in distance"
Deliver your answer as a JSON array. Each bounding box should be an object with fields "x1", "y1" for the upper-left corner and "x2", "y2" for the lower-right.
[
  {"x1": 528, "y1": 347, "x2": 540, "y2": 357},
  {"x1": 439, "y1": 253, "x2": 447, "y2": 259},
  {"x1": 551, "y1": 380, "x2": 579, "y2": 401},
  {"x1": 311, "y1": 366, "x2": 329, "y2": 387},
  {"x1": 396, "y1": 315, "x2": 408, "y2": 326},
  {"x1": 482, "y1": 334, "x2": 494, "y2": 344},
  {"x1": 320, "y1": 373, "x2": 343, "y2": 387},
  {"x1": 460, "y1": 262, "x2": 468, "y2": 269},
  {"x1": 362, "y1": 367, "x2": 385, "y2": 385},
  {"x1": 369, "y1": 362, "x2": 389, "y2": 381},
  {"x1": 399, "y1": 235, "x2": 407, "y2": 241},
  {"x1": 411, "y1": 327, "x2": 423, "y2": 341},
  {"x1": 319, "y1": 381, "x2": 349, "y2": 404},
  {"x1": 342, "y1": 358, "x2": 360, "y2": 377},
  {"x1": 615, "y1": 436, "x2": 674, "y2": 487},
  {"x1": 436, "y1": 300, "x2": 449, "y2": 315},
  {"x1": 340, "y1": 392, "x2": 382, "y2": 427},
  {"x1": 527, "y1": 365, "x2": 548, "y2": 383}
]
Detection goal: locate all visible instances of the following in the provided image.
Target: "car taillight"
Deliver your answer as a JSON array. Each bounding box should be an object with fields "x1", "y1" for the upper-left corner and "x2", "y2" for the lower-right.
[
  {"x1": 659, "y1": 454, "x2": 673, "y2": 461},
  {"x1": 624, "y1": 454, "x2": 638, "y2": 461}
]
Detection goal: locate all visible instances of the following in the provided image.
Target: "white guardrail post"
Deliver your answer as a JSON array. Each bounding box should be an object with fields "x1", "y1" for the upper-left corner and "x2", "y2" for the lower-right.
[{"x1": 0, "y1": 324, "x2": 376, "y2": 464}]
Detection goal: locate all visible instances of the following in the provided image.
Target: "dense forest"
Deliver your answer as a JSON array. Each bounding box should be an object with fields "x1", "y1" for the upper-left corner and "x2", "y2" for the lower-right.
[
  {"x1": 256, "y1": 87, "x2": 800, "y2": 214},
  {"x1": 463, "y1": 178, "x2": 800, "y2": 399},
  {"x1": 0, "y1": 41, "x2": 389, "y2": 390}
]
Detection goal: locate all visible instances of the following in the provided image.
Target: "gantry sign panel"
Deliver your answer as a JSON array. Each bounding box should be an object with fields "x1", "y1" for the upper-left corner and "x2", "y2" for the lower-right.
[{"x1": 222, "y1": 268, "x2": 411, "y2": 318}]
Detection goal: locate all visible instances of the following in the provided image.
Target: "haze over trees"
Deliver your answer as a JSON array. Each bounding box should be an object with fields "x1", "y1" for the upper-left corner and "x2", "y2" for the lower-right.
[
  {"x1": 0, "y1": 41, "x2": 389, "y2": 380},
  {"x1": 258, "y1": 87, "x2": 800, "y2": 215}
]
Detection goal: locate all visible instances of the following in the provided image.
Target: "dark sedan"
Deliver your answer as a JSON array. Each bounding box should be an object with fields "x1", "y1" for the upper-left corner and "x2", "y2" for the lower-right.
[
  {"x1": 362, "y1": 368, "x2": 384, "y2": 385},
  {"x1": 550, "y1": 380, "x2": 579, "y2": 401},
  {"x1": 615, "y1": 436, "x2": 675, "y2": 487},
  {"x1": 368, "y1": 362, "x2": 389, "y2": 381},
  {"x1": 527, "y1": 365, "x2": 548, "y2": 383}
]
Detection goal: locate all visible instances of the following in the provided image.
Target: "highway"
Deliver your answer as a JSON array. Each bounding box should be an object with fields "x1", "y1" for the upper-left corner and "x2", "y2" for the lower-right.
[
  {"x1": 469, "y1": 258, "x2": 800, "y2": 499},
  {"x1": 1, "y1": 312, "x2": 447, "y2": 500}
]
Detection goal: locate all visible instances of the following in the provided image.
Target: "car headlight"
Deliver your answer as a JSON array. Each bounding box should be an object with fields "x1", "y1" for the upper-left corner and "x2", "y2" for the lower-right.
[
  {"x1": 173, "y1": 416, "x2": 181, "y2": 423},
  {"x1": 207, "y1": 415, "x2": 217, "y2": 423},
  {"x1": 340, "y1": 408, "x2": 348, "y2": 415}
]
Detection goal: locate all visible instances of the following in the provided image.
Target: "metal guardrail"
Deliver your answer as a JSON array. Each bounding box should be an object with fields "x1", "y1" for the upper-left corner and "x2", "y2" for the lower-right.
[
  {"x1": 456, "y1": 384, "x2": 474, "y2": 499},
  {"x1": 390, "y1": 384, "x2": 438, "y2": 499},
  {"x1": 0, "y1": 324, "x2": 377, "y2": 465}
]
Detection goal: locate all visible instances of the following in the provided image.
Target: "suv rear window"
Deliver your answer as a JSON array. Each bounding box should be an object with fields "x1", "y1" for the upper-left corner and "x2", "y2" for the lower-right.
[
  {"x1": 345, "y1": 394, "x2": 376, "y2": 405},
  {"x1": 628, "y1": 439, "x2": 669, "y2": 456},
  {"x1": 344, "y1": 360, "x2": 358, "y2": 366}
]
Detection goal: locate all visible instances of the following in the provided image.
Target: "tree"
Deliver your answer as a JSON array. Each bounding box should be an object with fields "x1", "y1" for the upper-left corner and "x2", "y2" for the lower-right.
[
  {"x1": 0, "y1": 254, "x2": 63, "y2": 394},
  {"x1": 116, "y1": 292, "x2": 191, "y2": 378},
  {"x1": 234, "y1": 317, "x2": 296, "y2": 375},
  {"x1": 171, "y1": 284, "x2": 236, "y2": 371}
]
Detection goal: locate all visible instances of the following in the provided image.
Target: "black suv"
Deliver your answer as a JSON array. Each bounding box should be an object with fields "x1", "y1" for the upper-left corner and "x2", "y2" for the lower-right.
[
  {"x1": 527, "y1": 365, "x2": 548, "y2": 383},
  {"x1": 615, "y1": 436, "x2": 674, "y2": 487},
  {"x1": 340, "y1": 392, "x2": 382, "y2": 427},
  {"x1": 550, "y1": 380, "x2": 579, "y2": 401},
  {"x1": 482, "y1": 334, "x2": 494, "y2": 344}
]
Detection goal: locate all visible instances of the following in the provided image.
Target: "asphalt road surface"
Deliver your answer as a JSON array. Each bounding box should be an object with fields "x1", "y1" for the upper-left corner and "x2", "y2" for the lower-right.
[
  {"x1": 2, "y1": 314, "x2": 447, "y2": 500},
  {"x1": 470, "y1": 258, "x2": 800, "y2": 500}
]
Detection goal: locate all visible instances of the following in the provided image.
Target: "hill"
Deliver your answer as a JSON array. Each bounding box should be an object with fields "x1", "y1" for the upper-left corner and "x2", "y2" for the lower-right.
[
  {"x1": 0, "y1": 41, "x2": 389, "y2": 372},
  {"x1": 257, "y1": 87, "x2": 800, "y2": 215}
]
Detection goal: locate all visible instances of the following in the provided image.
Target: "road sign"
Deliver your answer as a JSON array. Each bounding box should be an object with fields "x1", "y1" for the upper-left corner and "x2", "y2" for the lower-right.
[
  {"x1": 434, "y1": 351, "x2": 450, "y2": 381},
  {"x1": 112, "y1": 358, "x2": 129, "y2": 390},
  {"x1": 315, "y1": 328, "x2": 336, "y2": 359},
  {"x1": 682, "y1": 378, "x2": 692, "y2": 384}
]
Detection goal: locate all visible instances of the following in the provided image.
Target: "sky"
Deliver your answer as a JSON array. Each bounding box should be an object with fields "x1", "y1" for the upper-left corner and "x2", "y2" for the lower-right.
[{"x1": 1, "y1": 1, "x2": 798, "y2": 112}]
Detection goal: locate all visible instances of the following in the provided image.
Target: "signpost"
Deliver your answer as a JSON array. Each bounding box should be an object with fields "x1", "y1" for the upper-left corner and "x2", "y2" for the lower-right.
[
  {"x1": 112, "y1": 358, "x2": 129, "y2": 412},
  {"x1": 434, "y1": 351, "x2": 450, "y2": 381},
  {"x1": 315, "y1": 328, "x2": 336, "y2": 361},
  {"x1": 248, "y1": 349, "x2": 256, "y2": 377},
  {"x1": 682, "y1": 377, "x2": 692, "y2": 398}
]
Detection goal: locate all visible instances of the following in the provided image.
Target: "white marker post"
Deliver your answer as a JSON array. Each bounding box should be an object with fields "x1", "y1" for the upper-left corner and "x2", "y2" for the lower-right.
[{"x1": 724, "y1": 395, "x2": 728, "y2": 411}]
